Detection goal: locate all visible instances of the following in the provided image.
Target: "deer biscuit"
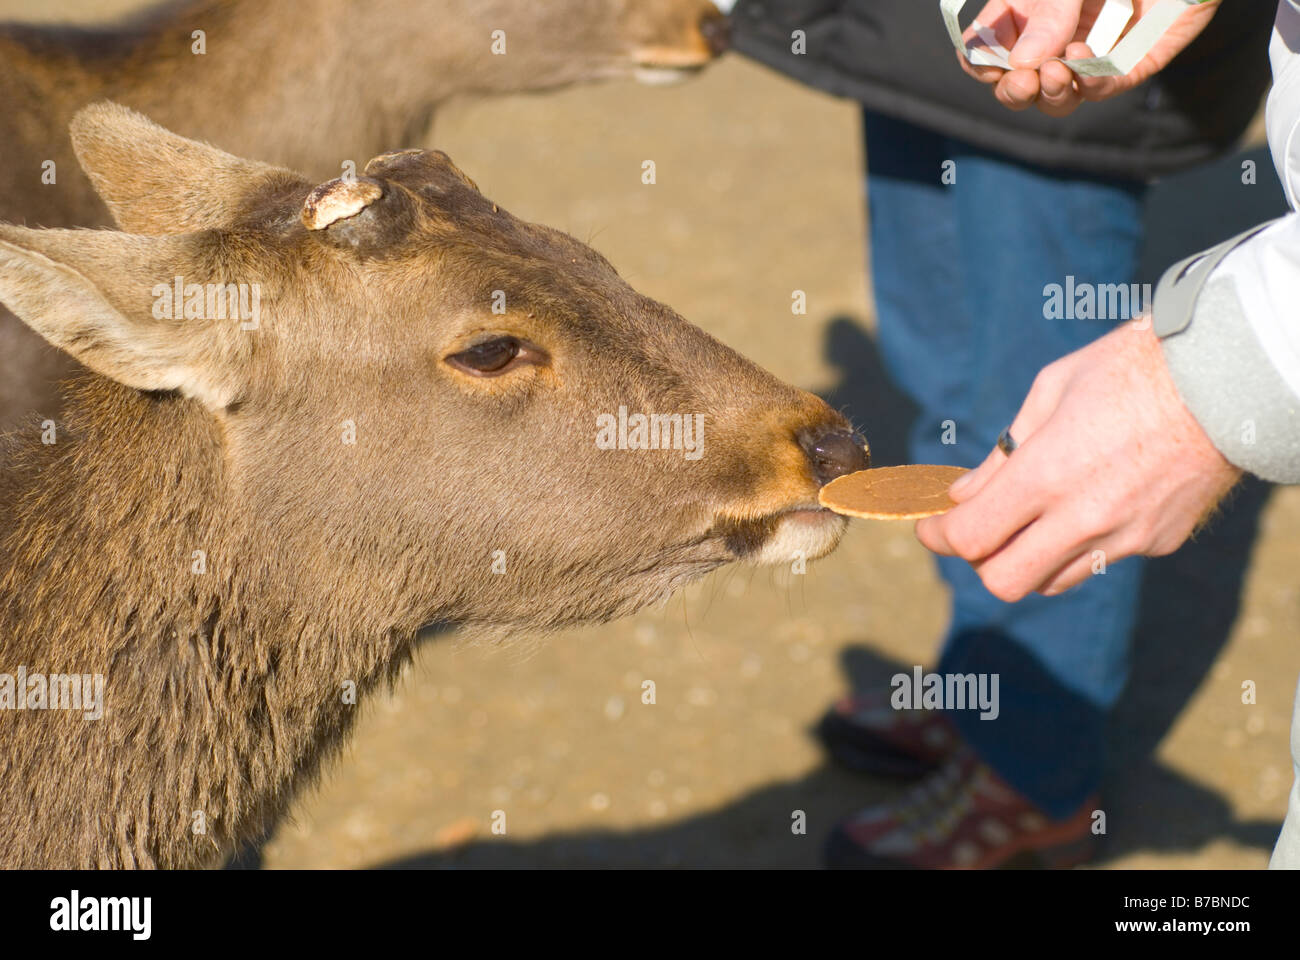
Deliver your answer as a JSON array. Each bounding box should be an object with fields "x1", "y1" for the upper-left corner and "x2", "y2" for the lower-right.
[{"x1": 818, "y1": 465, "x2": 969, "y2": 520}]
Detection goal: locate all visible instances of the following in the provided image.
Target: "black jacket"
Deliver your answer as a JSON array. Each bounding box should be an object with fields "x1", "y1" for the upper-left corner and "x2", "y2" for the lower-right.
[{"x1": 731, "y1": 0, "x2": 1276, "y2": 179}]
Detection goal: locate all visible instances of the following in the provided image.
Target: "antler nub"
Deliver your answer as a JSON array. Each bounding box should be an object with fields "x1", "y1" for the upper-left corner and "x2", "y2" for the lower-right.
[{"x1": 301, "y1": 177, "x2": 384, "y2": 230}]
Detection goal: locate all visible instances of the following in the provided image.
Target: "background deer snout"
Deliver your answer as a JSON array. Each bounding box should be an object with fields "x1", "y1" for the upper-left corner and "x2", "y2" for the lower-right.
[
  {"x1": 801, "y1": 428, "x2": 870, "y2": 486},
  {"x1": 699, "y1": 10, "x2": 732, "y2": 56}
]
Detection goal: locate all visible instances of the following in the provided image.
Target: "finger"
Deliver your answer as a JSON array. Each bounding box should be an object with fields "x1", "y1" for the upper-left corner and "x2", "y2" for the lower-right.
[
  {"x1": 1076, "y1": 74, "x2": 1123, "y2": 102},
  {"x1": 1036, "y1": 89, "x2": 1083, "y2": 118},
  {"x1": 970, "y1": 515, "x2": 1096, "y2": 603},
  {"x1": 949, "y1": 445, "x2": 1004, "y2": 503},
  {"x1": 919, "y1": 398, "x2": 1072, "y2": 562},
  {"x1": 995, "y1": 69, "x2": 1042, "y2": 111},
  {"x1": 915, "y1": 513, "x2": 961, "y2": 558},
  {"x1": 958, "y1": 3, "x2": 1020, "y2": 83},
  {"x1": 958, "y1": 50, "x2": 1010, "y2": 85},
  {"x1": 1009, "y1": 0, "x2": 1083, "y2": 68},
  {"x1": 918, "y1": 361, "x2": 1071, "y2": 559},
  {"x1": 950, "y1": 365, "x2": 1065, "y2": 502},
  {"x1": 915, "y1": 460, "x2": 1044, "y2": 563},
  {"x1": 1037, "y1": 551, "x2": 1100, "y2": 597},
  {"x1": 1035, "y1": 59, "x2": 1082, "y2": 117},
  {"x1": 1063, "y1": 41, "x2": 1126, "y2": 102},
  {"x1": 966, "y1": 0, "x2": 1021, "y2": 49}
]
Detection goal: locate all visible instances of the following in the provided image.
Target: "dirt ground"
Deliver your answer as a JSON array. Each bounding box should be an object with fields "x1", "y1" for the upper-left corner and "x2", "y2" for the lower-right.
[{"x1": 7, "y1": 0, "x2": 1298, "y2": 869}]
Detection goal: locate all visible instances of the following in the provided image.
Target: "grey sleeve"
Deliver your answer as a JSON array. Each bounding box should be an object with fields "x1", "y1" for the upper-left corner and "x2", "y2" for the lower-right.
[{"x1": 1154, "y1": 220, "x2": 1300, "y2": 484}]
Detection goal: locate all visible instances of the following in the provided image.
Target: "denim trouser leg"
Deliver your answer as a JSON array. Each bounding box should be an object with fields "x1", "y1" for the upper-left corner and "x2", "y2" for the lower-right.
[{"x1": 862, "y1": 110, "x2": 1148, "y2": 818}]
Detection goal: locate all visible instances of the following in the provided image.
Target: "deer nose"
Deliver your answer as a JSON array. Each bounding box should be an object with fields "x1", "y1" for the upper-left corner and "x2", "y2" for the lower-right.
[
  {"x1": 800, "y1": 427, "x2": 870, "y2": 486},
  {"x1": 700, "y1": 10, "x2": 732, "y2": 56}
]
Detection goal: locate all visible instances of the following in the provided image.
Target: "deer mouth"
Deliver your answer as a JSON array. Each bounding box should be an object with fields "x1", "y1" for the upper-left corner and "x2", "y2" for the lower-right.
[
  {"x1": 631, "y1": 29, "x2": 722, "y2": 84},
  {"x1": 632, "y1": 60, "x2": 709, "y2": 85},
  {"x1": 711, "y1": 505, "x2": 847, "y2": 566}
]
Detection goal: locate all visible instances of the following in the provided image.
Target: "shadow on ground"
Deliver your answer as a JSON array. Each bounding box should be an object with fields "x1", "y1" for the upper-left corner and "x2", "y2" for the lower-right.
[{"x1": 372, "y1": 641, "x2": 1280, "y2": 868}]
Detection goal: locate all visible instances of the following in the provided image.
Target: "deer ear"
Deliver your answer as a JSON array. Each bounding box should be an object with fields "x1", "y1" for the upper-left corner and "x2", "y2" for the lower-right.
[
  {"x1": 0, "y1": 225, "x2": 245, "y2": 408},
  {"x1": 70, "y1": 102, "x2": 308, "y2": 235}
]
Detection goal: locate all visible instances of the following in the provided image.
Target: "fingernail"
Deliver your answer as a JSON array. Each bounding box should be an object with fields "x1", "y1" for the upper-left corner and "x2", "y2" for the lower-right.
[{"x1": 949, "y1": 472, "x2": 973, "y2": 497}]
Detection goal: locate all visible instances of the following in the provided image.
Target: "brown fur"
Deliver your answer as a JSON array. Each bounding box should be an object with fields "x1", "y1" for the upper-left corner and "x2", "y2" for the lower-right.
[
  {"x1": 0, "y1": 104, "x2": 854, "y2": 868},
  {"x1": 0, "y1": 0, "x2": 728, "y2": 429}
]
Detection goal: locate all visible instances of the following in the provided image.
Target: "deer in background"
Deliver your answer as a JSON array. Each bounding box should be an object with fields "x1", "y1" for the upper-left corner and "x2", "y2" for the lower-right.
[
  {"x1": 0, "y1": 0, "x2": 731, "y2": 431},
  {"x1": 0, "y1": 104, "x2": 868, "y2": 868}
]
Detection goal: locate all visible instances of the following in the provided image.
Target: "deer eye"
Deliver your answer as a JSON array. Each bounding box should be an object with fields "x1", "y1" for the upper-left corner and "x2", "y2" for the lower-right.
[{"x1": 446, "y1": 337, "x2": 523, "y2": 376}]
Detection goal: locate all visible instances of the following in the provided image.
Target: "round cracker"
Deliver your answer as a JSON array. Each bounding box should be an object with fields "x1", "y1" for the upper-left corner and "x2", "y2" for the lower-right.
[{"x1": 818, "y1": 465, "x2": 969, "y2": 520}]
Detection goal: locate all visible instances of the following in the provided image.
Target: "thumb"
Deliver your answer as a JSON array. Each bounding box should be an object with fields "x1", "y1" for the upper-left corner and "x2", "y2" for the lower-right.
[{"x1": 1009, "y1": 0, "x2": 1083, "y2": 68}]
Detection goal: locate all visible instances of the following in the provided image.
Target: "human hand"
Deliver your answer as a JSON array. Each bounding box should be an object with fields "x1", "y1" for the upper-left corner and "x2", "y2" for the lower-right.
[
  {"x1": 915, "y1": 320, "x2": 1241, "y2": 602},
  {"x1": 958, "y1": 0, "x2": 1222, "y2": 116}
]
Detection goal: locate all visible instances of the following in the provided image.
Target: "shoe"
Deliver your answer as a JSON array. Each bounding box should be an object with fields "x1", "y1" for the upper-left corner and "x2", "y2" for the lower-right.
[
  {"x1": 815, "y1": 688, "x2": 960, "y2": 778},
  {"x1": 825, "y1": 748, "x2": 1098, "y2": 869}
]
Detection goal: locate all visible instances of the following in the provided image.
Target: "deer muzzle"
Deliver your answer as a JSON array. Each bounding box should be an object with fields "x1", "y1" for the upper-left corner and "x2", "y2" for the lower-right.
[
  {"x1": 708, "y1": 413, "x2": 868, "y2": 566},
  {"x1": 633, "y1": 4, "x2": 731, "y2": 82}
]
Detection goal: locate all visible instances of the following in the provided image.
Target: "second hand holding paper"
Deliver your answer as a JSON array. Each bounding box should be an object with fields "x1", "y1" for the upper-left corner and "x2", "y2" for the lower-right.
[{"x1": 941, "y1": 0, "x2": 1210, "y2": 78}]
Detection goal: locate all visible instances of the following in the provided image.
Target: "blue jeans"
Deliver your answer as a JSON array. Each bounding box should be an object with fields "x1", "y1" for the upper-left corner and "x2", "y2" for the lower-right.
[{"x1": 863, "y1": 110, "x2": 1148, "y2": 819}]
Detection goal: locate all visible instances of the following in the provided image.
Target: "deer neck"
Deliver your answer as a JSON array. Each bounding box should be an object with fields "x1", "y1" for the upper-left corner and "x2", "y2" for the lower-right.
[
  {"x1": 0, "y1": 379, "x2": 422, "y2": 866},
  {"x1": 11, "y1": 0, "x2": 462, "y2": 178}
]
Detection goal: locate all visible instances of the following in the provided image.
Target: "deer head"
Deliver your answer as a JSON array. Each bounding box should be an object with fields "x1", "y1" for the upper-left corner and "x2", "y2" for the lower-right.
[
  {"x1": 0, "y1": 102, "x2": 865, "y2": 637},
  {"x1": 351, "y1": 0, "x2": 732, "y2": 91}
]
